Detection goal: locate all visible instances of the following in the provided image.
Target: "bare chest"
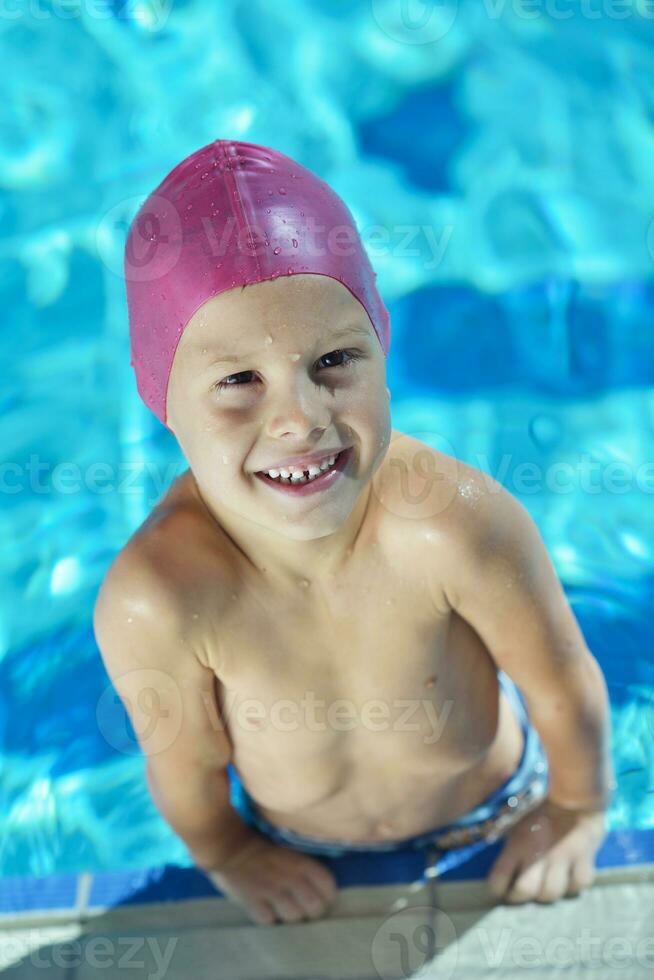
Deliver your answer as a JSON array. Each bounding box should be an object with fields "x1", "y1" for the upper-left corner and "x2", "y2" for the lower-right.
[{"x1": 210, "y1": 566, "x2": 502, "y2": 810}]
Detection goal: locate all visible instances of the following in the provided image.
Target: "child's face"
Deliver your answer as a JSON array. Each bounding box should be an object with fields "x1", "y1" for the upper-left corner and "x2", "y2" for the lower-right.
[{"x1": 166, "y1": 274, "x2": 391, "y2": 540}]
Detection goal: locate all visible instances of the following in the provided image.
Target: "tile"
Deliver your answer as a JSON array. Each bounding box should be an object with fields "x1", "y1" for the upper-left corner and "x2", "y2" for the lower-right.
[
  {"x1": 87, "y1": 865, "x2": 216, "y2": 909},
  {"x1": 0, "y1": 923, "x2": 84, "y2": 978},
  {"x1": 0, "y1": 873, "x2": 78, "y2": 917},
  {"x1": 66, "y1": 876, "x2": 654, "y2": 980},
  {"x1": 71, "y1": 911, "x2": 435, "y2": 980}
]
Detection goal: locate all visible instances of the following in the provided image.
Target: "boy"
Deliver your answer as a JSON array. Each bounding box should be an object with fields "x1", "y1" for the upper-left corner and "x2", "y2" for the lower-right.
[{"x1": 93, "y1": 139, "x2": 615, "y2": 926}]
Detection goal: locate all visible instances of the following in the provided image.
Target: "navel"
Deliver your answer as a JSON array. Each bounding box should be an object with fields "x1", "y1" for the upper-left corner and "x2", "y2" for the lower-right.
[{"x1": 375, "y1": 820, "x2": 395, "y2": 836}]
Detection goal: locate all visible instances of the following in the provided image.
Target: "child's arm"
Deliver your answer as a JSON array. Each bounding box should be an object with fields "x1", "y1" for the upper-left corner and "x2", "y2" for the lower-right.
[
  {"x1": 438, "y1": 476, "x2": 616, "y2": 813},
  {"x1": 434, "y1": 475, "x2": 617, "y2": 903},
  {"x1": 93, "y1": 549, "x2": 339, "y2": 925},
  {"x1": 92, "y1": 552, "x2": 258, "y2": 871}
]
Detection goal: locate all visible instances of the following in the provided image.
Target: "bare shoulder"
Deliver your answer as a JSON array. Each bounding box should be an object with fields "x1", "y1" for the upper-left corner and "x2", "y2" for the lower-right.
[
  {"x1": 379, "y1": 429, "x2": 510, "y2": 534},
  {"x1": 92, "y1": 470, "x2": 235, "y2": 768},
  {"x1": 377, "y1": 431, "x2": 533, "y2": 592},
  {"x1": 93, "y1": 468, "x2": 234, "y2": 667}
]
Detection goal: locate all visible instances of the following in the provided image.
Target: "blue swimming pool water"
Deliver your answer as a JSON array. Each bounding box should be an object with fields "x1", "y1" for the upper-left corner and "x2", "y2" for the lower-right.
[{"x1": 1, "y1": 2, "x2": 654, "y2": 877}]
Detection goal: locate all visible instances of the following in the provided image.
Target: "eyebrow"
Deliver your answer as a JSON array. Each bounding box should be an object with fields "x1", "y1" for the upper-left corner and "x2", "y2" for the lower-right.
[{"x1": 200, "y1": 321, "x2": 373, "y2": 367}]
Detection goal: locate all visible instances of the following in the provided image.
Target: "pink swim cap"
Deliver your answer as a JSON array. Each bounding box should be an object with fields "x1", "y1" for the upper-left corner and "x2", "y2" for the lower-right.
[{"x1": 124, "y1": 139, "x2": 391, "y2": 428}]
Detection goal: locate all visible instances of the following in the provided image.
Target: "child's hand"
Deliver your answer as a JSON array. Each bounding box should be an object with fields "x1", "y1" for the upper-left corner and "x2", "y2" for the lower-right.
[
  {"x1": 205, "y1": 833, "x2": 339, "y2": 926},
  {"x1": 487, "y1": 798, "x2": 608, "y2": 904}
]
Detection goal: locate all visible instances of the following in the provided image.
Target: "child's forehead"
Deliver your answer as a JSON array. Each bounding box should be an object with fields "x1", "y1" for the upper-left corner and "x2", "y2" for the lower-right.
[
  {"x1": 183, "y1": 311, "x2": 373, "y2": 359},
  {"x1": 183, "y1": 279, "x2": 372, "y2": 350},
  {"x1": 210, "y1": 272, "x2": 356, "y2": 313}
]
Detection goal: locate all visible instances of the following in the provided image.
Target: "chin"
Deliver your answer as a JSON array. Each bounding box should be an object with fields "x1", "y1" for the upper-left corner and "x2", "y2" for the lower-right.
[{"x1": 261, "y1": 492, "x2": 361, "y2": 539}]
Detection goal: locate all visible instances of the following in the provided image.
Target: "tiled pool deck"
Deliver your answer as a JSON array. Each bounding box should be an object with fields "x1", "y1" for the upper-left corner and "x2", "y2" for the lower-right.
[{"x1": 1, "y1": 828, "x2": 652, "y2": 978}]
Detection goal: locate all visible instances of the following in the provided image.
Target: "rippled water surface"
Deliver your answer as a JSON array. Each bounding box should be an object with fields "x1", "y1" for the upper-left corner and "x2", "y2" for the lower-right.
[{"x1": 1, "y1": 2, "x2": 653, "y2": 875}]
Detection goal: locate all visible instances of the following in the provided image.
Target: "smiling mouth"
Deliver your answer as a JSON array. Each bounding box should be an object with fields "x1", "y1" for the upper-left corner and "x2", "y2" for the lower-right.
[
  {"x1": 256, "y1": 450, "x2": 345, "y2": 485},
  {"x1": 253, "y1": 447, "x2": 354, "y2": 494}
]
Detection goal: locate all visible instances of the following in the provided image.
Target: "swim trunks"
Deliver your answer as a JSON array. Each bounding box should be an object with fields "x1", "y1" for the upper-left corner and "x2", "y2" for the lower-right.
[{"x1": 227, "y1": 670, "x2": 549, "y2": 876}]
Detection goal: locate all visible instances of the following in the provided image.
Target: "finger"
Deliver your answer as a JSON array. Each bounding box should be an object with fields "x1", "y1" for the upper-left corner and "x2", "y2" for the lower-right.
[
  {"x1": 568, "y1": 859, "x2": 595, "y2": 897},
  {"x1": 250, "y1": 899, "x2": 278, "y2": 926},
  {"x1": 284, "y1": 849, "x2": 338, "y2": 902},
  {"x1": 537, "y1": 860, "x2": 569, "y2": 903},
  {"x1": 301, "y1": 864, "x2": 338, "y2": 904},
  {"x1": 270, "y1": 887, "x2": 309, "y2": 923},
  {"x1": 289, "y1": 877, "x2": 331, "y2": 918},
  {"x1": 506, "y1": 859, "x2": 546, "y2": 904},
  {"x1": 487, "y1": 854, "x2": 521, "y2": 899}
]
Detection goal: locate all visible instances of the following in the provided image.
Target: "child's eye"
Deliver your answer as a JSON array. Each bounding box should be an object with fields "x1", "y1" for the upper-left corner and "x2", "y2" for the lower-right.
[
  {"x1": 214, "y1": 370, "x2": 257, "y2": 391},
  {"x1": 212, "y1": 349, "x2": 362, "y2": 392},
  {"x1": 317, "y1": 348, "x2": 362, "y2": 371}
]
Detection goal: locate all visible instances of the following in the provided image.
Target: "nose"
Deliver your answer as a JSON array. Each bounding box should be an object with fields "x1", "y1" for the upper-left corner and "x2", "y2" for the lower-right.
[{"x1": 264, "y1": 375, "x2": 332, "y2": 442}]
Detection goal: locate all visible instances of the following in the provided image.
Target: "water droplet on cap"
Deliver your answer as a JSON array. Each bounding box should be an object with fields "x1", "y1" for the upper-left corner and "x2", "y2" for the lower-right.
[{"x1": 273, "y1": 246, "x2": 281, "y2": 255}]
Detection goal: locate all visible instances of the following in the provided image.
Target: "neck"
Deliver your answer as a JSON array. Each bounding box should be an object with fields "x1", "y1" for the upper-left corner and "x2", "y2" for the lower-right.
[{"x1": 190, "y1": 474, "x2": 373, "y2": 588}]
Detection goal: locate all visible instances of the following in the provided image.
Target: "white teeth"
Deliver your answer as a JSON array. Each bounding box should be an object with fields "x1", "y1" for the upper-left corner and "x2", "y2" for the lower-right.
[{"x1": 262, "y1": 453, "x2": 340, "y2": 484}]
